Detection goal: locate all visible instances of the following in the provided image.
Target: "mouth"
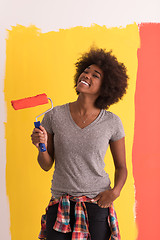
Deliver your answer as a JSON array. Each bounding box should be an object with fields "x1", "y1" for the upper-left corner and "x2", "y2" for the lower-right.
[{"x1": 79, "y1": 80, "x2": 90, "y2": 87}]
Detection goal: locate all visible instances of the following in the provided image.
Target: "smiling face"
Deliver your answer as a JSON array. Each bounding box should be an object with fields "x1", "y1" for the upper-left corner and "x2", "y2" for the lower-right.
[{"x1": 76, "y1": 64, "x2": 103, "y2": 97}]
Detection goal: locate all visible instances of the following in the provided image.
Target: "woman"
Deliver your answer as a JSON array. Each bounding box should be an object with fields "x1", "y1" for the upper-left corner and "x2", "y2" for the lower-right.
[{"x1": 31, "y1": 47, "x2": 128, "y2": 240}]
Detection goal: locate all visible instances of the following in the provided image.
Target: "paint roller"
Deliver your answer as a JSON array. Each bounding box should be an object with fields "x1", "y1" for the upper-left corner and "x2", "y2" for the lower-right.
[{"x1": 11, "y1": 93, "x2": 53, "y2": 152}]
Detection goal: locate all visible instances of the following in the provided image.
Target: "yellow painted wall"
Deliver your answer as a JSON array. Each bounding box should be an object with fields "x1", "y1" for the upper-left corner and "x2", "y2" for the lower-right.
[{"x1": 5, "y1": 23, "x2": 139, "y2": 239}]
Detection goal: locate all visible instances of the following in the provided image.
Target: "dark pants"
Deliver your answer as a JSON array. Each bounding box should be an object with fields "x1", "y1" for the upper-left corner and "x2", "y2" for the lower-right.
[{"x1": 46, "y1": 200, "x2": 111, "y2": 240}]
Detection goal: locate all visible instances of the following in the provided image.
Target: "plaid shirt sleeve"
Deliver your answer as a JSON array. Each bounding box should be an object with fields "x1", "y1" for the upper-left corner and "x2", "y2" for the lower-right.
[{"x1": 108, "y1": 203, "x2": 121, "y2": 240}]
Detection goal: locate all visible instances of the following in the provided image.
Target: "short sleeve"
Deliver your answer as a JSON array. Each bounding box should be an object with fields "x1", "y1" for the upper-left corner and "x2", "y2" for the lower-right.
[
  {"x1": 110, "y1": 114, "x2": 125, "y2": 142},
  {"x1": 41, "y1": 111, "x2": 53, "y2": 134}
]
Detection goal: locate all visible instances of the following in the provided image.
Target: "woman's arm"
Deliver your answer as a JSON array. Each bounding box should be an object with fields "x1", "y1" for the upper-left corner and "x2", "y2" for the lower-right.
[
  {"x1": 31, "y1": 126, "x2": 54, "y2": 171},
  {"x1": 110, "y1": 137, "x2": 127, "y2": 196},
  {"x1": 93, "y1": 137, "x2": 127, "y2": 208}
]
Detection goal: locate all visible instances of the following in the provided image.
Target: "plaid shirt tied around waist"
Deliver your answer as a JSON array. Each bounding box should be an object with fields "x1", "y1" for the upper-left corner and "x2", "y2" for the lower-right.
[{"x1": 38, "y1": 194, "x2": 121, "y2": 240}]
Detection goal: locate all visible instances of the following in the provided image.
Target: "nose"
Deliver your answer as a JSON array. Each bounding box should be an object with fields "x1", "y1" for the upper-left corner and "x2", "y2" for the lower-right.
[{"x1": 84, "y1": 72, "x2": 91, "y2": 79}]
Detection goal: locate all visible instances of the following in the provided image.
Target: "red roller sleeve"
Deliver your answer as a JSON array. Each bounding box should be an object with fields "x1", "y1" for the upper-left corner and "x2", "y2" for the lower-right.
[{"x1": 11, "y1": 93, "x2": 49, "y2": 110}]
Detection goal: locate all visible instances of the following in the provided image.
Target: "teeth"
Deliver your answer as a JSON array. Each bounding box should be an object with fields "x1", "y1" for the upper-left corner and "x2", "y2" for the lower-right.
[{"x1": 81, "y1": 80, "x2": 89, "y2": 86}]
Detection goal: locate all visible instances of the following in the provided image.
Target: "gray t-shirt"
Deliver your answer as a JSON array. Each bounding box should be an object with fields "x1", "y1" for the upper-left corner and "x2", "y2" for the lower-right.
[{"x1": 41, "y1": 103, "x2": 125, "y2": 198}]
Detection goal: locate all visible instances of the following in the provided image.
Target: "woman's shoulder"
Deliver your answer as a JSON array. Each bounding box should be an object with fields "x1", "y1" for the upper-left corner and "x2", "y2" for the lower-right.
[
  {"x1": 48, "y1": 103, "x2": 68, "y2": 114},
  {"x1": 46, "y1": 103, "x2": 70, "y2": 122},
  {"x1": 103, "y1": 110, "x2": 120, "y2": 119},
  {"x1": 103, "y1": 110, "x2": 123, "y2": 126}
]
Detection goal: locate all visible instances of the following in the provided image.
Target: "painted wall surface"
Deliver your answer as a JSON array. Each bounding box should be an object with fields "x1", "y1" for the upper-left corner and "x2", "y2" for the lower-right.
[
  {"x1": 133, "y1": 23, "x2": 160, "y2": 239},
  {"x1": 0, "y1": 1, "x2": 160, "y2": 240},
  {"x1": 4, "y1": 24, "x2": 139, "y2": 240}
]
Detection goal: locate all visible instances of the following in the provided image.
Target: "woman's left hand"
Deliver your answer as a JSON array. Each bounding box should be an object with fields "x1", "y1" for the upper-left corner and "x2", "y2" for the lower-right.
[{"x1": 92, "y1": 189, "x2": 119, "y2": 208}]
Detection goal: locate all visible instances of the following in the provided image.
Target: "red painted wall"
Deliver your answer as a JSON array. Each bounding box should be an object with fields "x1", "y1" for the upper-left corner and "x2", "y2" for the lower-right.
[{"x1": 133, "y1": 23, "x2": 160, "y2": 239}]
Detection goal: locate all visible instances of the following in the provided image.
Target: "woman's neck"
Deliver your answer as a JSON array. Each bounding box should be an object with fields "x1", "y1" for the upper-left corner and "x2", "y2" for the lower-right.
[{"x1": 75, "y1": 95, "x2": 100, "y2": 116}]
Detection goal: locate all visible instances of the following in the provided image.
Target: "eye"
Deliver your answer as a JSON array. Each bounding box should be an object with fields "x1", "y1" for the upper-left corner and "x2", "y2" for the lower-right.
[
  {"x1": 93, "y1": 74, "x2": 99, "y2": 78},
  {"x1": 83, "y1": 70, "x2": 88, "y2": 74}
]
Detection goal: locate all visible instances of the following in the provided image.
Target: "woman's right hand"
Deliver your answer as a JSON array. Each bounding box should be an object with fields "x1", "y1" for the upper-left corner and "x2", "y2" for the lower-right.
[{"x1": 31, "y1": 125, "x2": 48, "y2": 151}]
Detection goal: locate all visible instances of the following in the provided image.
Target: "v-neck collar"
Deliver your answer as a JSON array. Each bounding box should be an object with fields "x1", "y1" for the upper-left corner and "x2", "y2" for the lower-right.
[{"x1": 66, "y1": 103, "x2": 104, "y2": 131}]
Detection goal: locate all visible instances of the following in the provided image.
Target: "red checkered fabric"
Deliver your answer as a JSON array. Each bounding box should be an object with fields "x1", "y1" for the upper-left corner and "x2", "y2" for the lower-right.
[
  {"x1": 38, "y1": 194, "x2": 120, "y2": 240},
  {"x1": 108, "y1": 202, "x2": 121, "y2": 240}
]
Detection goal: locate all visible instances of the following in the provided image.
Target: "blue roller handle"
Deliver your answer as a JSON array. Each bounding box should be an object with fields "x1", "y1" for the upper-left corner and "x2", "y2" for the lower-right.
[{"x1": 34, "y1": 121, "x2": 46, "y2": 152}]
